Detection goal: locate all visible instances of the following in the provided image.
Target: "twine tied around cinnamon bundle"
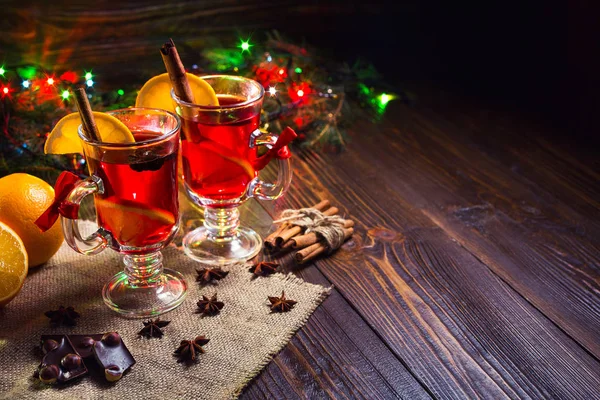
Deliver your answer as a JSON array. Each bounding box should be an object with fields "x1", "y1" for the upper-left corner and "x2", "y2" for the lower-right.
[
  {"x1": 263, "y1": 200, "x2": 354, "y2": 263},
  {"x1": 273, "y1": 208, "x2": 347, "y2": 254}
]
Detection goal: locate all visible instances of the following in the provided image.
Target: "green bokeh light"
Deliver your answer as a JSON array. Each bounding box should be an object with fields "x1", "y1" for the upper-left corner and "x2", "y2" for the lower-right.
[
  {"x1": 85, "y1": 71, "x2": 93, "y2": 80},
  {"x1": 0, "y1": 66, "x2": 5, "y2": 76},
  {"x1": 294, "y1": 67, "x2": 302, "y2": 74},
  {"x1": 239, "y1": 38, "x2": 253, "y2": 53},
  {"x1": 117, "y1": 89, "x2": 124, "y2": 96},
  {"x1": 379, "y1": 93, "x2": 391, "y2": 106},
  {"x1": 61, "y1": 90, "x2": 70, "y2": 99},
  {"x1": 17, "y1": 66, "x2": 37, "y2": 80},
  {"x1": 358, "y1": 83, "x2": 372, "y2": 96}
]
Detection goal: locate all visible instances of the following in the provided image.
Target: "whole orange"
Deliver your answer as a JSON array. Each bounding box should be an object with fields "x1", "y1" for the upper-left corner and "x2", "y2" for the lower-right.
[{"x1": 0, "y1": 173, "x2": 64, "y2": 267}]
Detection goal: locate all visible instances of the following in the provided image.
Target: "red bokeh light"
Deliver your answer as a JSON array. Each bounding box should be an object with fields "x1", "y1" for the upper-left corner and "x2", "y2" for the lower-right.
[
  {"x1": 288, "y1": 82, "x2": 311, "y2": 103},
  {"x1": 59, "y1": 71, "x2": 78, "y2": 84}
]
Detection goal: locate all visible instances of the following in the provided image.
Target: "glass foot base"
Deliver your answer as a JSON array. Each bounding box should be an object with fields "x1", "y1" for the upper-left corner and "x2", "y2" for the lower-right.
[
  {"x1": 102, "y1": 269, "x2": 187, "y2": 318},
  {"x1": 183, "y1": 226, "x2": 262, "y2": 266}
]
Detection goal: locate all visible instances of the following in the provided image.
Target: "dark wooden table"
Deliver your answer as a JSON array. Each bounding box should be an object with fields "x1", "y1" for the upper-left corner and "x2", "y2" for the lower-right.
[
  {"x1": 237, "y1": 90, "x2": 600, "y2": 399},
  {"x1": 3, "y1": 3, "x2": 599, "y2": 398}
]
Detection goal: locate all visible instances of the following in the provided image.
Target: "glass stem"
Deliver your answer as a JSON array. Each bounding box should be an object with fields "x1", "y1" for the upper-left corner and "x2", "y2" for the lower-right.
[
  {"x1": 204, "y1": 206, "x2": 240, "y2": 241},
  {"x1": 123, "y1": 252, "x2": 163, "y2": 287}
]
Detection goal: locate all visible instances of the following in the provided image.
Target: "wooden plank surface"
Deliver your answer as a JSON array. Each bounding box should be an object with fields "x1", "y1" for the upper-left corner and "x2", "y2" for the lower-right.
[
  {"x1": 348, "y1": 100, "x2": 600, "y2": 358},
  {"x1": 241, "y1": 264, "x2": 431, "y2": 400},
  {"x1": 409, "y1": 93, "x2": 599, "y2": 219},
  {"x1": 259, "y1": 144, "x2": 600, "y2": 398},
  {"x1": 230, "y1": 200, "x2": 430, "y2": 399}
]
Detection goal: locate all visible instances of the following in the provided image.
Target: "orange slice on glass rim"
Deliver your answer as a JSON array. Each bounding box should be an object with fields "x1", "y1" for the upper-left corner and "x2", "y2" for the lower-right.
[
  {"x1": 135, "y1": 72, "x2": 219, "y2": 112},
  {"x1": 44, "y1": 112, "x2": 135, "y2": 155}
]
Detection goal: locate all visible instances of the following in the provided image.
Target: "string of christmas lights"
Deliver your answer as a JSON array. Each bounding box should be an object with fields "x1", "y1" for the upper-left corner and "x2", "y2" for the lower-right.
[{"x1": 0, "y1": 33, "x2": 402, "y2": 182}]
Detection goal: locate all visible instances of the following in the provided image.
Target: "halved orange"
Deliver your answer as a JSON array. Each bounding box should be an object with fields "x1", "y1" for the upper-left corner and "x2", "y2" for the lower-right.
[
  {"x1": 0, "y1": 222, "x2": 28, "y2": 307},
  {"x1": 44, "y1": 112, "x2": 135, "y2": 155},
  {"x1": 135, "y1": 72, "x2": 219, "y2": 112}
]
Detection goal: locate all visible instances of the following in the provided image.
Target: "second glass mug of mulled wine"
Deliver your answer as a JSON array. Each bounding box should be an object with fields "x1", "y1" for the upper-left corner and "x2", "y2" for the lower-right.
[
  {"x1": 172, "y1": 75, "x2": 295, "y2": 265},
  {"x1": 60, "y1": 108, "x2": 187, "y2": 317}
]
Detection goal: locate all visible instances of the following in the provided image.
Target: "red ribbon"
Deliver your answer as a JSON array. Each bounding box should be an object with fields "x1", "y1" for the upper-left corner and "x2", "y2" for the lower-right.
[
  {"x1": 253, "y1": 127, "x2": 297, "y2": 171},
  {"x1": 35, "y1": 171, "x2": 82, "y2": 232}
]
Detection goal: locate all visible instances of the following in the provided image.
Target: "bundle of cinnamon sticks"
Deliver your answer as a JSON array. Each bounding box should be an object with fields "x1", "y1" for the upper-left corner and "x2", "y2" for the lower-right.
[{"x1": 264, "y1": 200, "x2": 354, "y2": 263}]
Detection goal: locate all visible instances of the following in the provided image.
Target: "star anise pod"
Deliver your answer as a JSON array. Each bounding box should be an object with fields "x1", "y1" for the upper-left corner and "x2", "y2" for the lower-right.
[
  {"x1": 268, "y1": 291, "x2": 297, "y2": 313},
  {"x1": 138, "y1": 318, "x2": 171, "y2": 338},
  {"x1": 196, "y1": 293, "x2": 225, "y2": 316},
  {"x1": 249, "y1": 261, "x2": 279, "y2": 276},
  {"x1": 196, "y1": 267, "x2": 229, "y2": 284},
  {"x1": 174, "y1": 336, "x2": 210, "y2": 363},
  {"x1": 44, "y1": 306, "x2": 80, "y2": 327}
]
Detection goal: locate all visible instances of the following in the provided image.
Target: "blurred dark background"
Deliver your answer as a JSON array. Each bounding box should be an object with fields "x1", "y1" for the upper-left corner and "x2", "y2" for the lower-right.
[{"x1": 1, "y1": 0, "x2": 597, "y2": 140}]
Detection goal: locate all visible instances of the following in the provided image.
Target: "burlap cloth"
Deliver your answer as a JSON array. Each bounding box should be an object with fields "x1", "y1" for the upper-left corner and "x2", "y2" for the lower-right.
[{"x1": 0, "y1": 222, "x2": 330, "y2": 399}]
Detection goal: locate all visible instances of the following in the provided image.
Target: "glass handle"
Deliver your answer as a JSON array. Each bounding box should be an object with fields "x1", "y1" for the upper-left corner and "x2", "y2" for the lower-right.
[
  {"x1": 248, "y1": 130, "x2": 293, "y2": 201},
  {"x1": 61, "y1": 175, "x2": 109, "y2": 256}
]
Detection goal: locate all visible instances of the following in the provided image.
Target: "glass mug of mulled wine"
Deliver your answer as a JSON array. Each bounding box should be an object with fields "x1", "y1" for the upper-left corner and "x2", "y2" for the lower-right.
[
  {"x1": 172, "y1": 75, "x2": 294, "y2": 265},
  {"x1": 61, "y1": 108, "x2": 187, "y2": 317}
]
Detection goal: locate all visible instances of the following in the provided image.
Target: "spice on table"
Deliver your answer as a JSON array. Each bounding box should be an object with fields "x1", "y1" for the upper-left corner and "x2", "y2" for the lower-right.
[
  {"x1": 196, "y1": 267, "x2": 229, "y2": 284},
  {"x1": 174, "y1": 336, "x2": 210, "y2": 363},
  {"x1": 291, "y1": 219, "x2": 354, "y2": 249},
  {"x1": 264, "y1": 200, "x2": 355, "y2": 263},
  {"x1": 268, "y1": 291, "x2": 297, "y2": 313},
  {"x1": 263, "y1": 223, "x2": 290, "y2": 252},
  {"x1": 249, "y1": 261, "x2": 279, "y2": 276},
  {"x1": 276, "y1": 203, "x2": 337, "y2": 247},
  {"x1": 139, "y1": 318, "x2": 171, "y2": 338},
  {"x1": 196, "y1": 294, "x2": 225, "y2": 316},
  {"x1": 295, "y1": 227, "x2": 354, "y2": 264},
  {"x1": 44, "y1": 306, "x2": 80, "y2": 327},
  {"x1": 263, "y1": 200, "x2": 330, "y2": 252}
]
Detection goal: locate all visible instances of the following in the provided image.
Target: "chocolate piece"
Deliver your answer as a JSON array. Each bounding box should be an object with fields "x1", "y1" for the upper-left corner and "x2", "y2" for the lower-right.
[
  {"x1": 38, "y1": 336, "x2": 88, "y2": 384},
  {"x1": 42, "y1": 339, "x2": 59, "y2": 354},
  {"x1": 39, "y1": 365, "x2": 60, "y2": 384},
  {"x1": 93, "y1": 332, "x2": 135, "y2": 382},
  {"x1": 104, "y1": 365, "x2": 123, "y2": 382},
  {"x1": 41, "y1": 334, "x2": 102, "y2": 359},
  {"x1": 61, "y1": 353, "x2": 82, "y2": 370},
  {"x1": 101, "y1": 332, "x2": 121, "y2": 346},
  {"x1": 70, "y1": 335, "x2": 102, "y2": 359}
]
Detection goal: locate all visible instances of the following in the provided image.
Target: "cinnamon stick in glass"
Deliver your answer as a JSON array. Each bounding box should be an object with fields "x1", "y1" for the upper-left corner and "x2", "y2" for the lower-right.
[
  {"x1": 74, "y1": 87, "x2": 101, "y2": 142},
  {"x1": 160, "y1": 38, "x2": 195, "y2": 103}
]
